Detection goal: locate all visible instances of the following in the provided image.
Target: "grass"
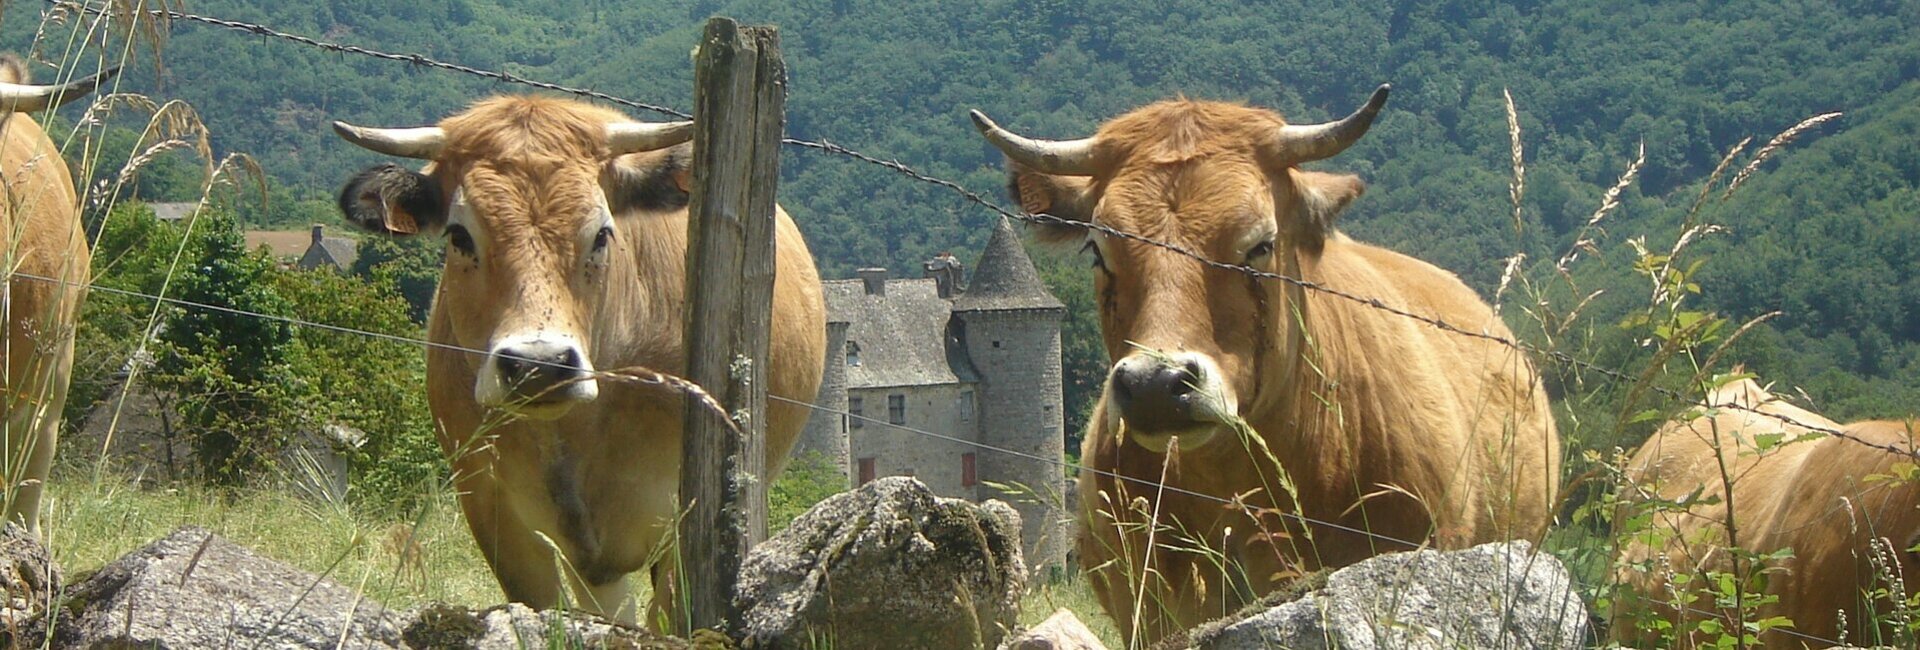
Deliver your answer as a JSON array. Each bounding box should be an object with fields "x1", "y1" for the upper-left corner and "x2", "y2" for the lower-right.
[{"x1": 40, "y1": 470, "x2": 501, "y2": 610}]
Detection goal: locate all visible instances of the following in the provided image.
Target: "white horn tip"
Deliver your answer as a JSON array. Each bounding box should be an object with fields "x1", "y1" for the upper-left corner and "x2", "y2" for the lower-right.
[{"x1": 967, "y1": 109, "x2": 997, "y2": 134}]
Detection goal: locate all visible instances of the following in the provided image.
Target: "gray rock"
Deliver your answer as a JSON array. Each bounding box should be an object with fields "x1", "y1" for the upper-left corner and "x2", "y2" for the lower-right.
[
  {"x1": 1183, "y1": 541, "x2": 1588, "y2": 650},
  {"x1": 401, "y1": 601, "x2": 705, "y2": 649},
  {"x1": 737, "y1": 477, "x2": 1028, "y2": 649},
  {"x1": 34, "y1": 525, "x2": 405, "y2": 649},
  {"x1": 0, "y1": 523, "x2": 59, "y2": 636},
  {"x1": 1001, "y1": 608, "x2": 1109, "y2": 650}
]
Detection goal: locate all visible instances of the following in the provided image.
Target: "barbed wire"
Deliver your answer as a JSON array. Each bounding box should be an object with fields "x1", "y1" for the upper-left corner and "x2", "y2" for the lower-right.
[{"x1": 42, "y1": 0, "x2": 692, "y2": 119}]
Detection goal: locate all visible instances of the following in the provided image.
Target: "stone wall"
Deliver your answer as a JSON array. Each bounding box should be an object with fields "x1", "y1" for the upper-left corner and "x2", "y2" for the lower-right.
[
  {"x1": 795, "y1": 320, "x2": 852, "y2": 481},
  {"x1": 849, "y1": 382, "x2": 979, "y2": 500},
  {"x1": 960, "y1": 308, "x2": 1069, "y2": 572}
]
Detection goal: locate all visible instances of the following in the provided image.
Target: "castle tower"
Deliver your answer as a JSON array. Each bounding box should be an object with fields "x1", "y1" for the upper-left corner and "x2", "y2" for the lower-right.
[
  {"x1": 796, "y1": 318, "x2": 852, "y2": 483},
  {"x1": 953, "y1": 218, "x2": 1067, "y2": 572}
]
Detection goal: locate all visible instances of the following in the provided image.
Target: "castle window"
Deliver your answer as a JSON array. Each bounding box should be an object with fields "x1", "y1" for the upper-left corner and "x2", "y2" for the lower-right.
[
  {"x1": 960, "y1": 390, "x2": 975, "y2": 421},
  {"x1": 992, "y1": 340, "x2": 1001, "y2": 348},
  {"x1": 857, "y1": 458, "x2": 876, "y2": 485},
  {"x1": 888, "y1": 394, "x2": 906, "y2": 425},
  {"x1": 846, "y1": 341, "x2": 862, "y2": 367},
  {"x1": 849, "y1": 396, "x2": 864, "y2": 429},
  {"x1": 961, "y1": 453, "x2": 977, "y2": 487}
]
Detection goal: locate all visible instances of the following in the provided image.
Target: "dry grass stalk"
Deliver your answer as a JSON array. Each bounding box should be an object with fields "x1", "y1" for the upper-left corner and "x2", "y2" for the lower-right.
[
  {"x1": 1504, "y1": 88, "x2": 1525, "y2": 233},
  {"x1": 1724, "y1": 112, "x2": 1842, "y2": 200},
  {"x1": 1556, "y1": 142, "x2": 1645, "y2": 275},
  {"x1": 1494, "y1": 252, "x2": 1526, "y2": 311}
]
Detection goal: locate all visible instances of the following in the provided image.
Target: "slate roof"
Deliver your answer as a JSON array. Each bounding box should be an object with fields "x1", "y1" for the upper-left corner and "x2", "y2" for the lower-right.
[
  {"x1": 148, "y1": 202, "x2": 197, "y2": 222},
  {"x1": 297, "y1": 228, "x2": 359, "y2": 272},
  {"x1": 825, "y1": 277, "x2": 975, "y2": 389},
  {"x1": 952, "y1": 218, "x2": 1063, "y2": 312}
]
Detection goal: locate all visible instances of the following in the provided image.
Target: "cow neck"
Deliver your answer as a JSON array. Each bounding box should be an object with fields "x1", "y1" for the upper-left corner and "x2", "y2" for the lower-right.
[{"x1": 1263, "y1": 242, "x2": 1358, "y2": 485}]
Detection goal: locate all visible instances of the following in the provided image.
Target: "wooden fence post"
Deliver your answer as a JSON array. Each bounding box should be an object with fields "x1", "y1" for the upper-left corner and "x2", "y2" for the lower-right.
[{"x1": 677, "y1": 16, "x2": 784, "y2": 636}]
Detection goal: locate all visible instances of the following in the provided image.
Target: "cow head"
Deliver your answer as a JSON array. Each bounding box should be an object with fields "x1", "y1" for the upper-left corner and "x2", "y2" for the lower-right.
[
  {"x1": 973, "y1": 86, "x2": 1388, "y2": 452},
  {"x1": 332, "y1": 97, "x2": 694, "y2": 419}
]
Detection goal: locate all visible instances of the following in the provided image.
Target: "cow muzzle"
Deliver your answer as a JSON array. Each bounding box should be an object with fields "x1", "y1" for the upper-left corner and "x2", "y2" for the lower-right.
[
  {"x1": 1107, "y1": 352, "x2": 1237, "y2": 453},
  {"x1": 476, "y1": 334, "x2": 600, "y2": 419}
]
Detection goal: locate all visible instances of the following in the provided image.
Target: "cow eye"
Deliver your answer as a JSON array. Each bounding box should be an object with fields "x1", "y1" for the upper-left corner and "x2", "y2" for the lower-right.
[
  {"x1": 592, "y1": 226, "x2": 614, "y2": 252},
  {"x1": 1082, "y1": 239, "x2": 1107, "y2": 271},
  {"x1": 1246, "y1": 240, "x2": 1276, "y2": 262},
  {"x1": 446, "y1": 224, "x2": 476, "y2": 256}
]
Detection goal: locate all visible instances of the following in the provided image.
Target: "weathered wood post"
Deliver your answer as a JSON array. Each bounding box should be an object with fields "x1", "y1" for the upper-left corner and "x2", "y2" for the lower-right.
[{"x1": 677, "y1": 16, "x2": 784, "y2": 635}]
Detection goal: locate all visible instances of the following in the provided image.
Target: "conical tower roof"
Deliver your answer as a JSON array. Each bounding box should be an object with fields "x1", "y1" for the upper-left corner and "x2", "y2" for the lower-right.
[{"x1": 953, "y1": 218, "x2": 1063, "y2": 312}]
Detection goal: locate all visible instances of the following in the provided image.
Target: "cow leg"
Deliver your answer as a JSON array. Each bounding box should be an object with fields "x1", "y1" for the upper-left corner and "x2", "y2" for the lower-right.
[
  {"x1": 1, "y1": 326, "x2": 72, "y2": 534},
  {"x1": 578, "y1": 575, "x2": 635, "y2": 624},
  {"x1": 646, "y1": 560, "x2": 680, "y2": 632}
]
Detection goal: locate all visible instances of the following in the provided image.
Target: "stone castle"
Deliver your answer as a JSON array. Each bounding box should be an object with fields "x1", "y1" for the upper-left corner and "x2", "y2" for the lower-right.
[{"x1": 800, "y1": 218, "x2": 1069, "y2": 570}]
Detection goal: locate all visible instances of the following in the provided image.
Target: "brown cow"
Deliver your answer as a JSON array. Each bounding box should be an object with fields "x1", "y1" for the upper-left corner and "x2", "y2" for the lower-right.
[
  {"x1": 971, "y1": 87, "x2": 1561, "y2": 644},
  {"x1": 1618, "y1": 378, "x2": 1920, "y2": 648},
  {"x1": 0, "y1": 56, "x2": 114, "y2": 533},
  {"x1": 332, "y1": 96, "x2": 825, "y2": 623}
]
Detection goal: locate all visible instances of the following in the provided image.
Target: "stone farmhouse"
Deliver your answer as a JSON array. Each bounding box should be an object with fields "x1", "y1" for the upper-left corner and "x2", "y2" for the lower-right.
[{"x1": 801, "y1": 218, "x2": 1069, "y2": 570}]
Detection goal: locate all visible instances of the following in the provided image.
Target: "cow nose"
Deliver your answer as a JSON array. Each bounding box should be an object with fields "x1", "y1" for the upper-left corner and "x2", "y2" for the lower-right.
[
  {"x1": 1109, "y1": 356, "x2": 1205, "y2": 433},
  {"x1": 486, "y1": 337, "x2": 599, "y2": 405}
]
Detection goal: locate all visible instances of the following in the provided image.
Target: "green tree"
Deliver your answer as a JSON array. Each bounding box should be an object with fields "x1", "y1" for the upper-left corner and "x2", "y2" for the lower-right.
[{"x1": 151, "y1": 210, "x2": 298, "y2": 485}]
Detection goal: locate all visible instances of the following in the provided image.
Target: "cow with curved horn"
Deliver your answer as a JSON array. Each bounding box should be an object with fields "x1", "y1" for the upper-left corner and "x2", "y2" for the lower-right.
[
  {"x1": 972, "y1": 87, "x2": 1560, "y2": 644},
  {"x1": 0, "y1": 56, "x2": 115, "y2": 533},
  {"x1": 333, "y1": 96, "x2": 825, "y2": 623}
]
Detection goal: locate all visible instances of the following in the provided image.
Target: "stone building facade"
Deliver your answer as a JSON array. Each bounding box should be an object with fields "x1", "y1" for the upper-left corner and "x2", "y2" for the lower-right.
[{"x1": 798, "y1": 218, "x2": 1068, "y2": 571}]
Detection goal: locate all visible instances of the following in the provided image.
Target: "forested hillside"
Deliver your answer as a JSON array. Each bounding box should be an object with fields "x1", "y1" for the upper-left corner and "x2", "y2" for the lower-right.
[{"x1": 11, "y1": 0, "x2": 1917, "y2": 443}]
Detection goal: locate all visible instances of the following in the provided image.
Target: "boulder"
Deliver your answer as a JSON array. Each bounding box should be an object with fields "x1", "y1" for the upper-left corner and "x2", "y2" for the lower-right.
[
  {"x1": 737, "y1": 477, "x2": 1027, "y2": 649},
  {"x1": 33, "y1": 526, "x2": 406, "y2": 648},
  {"x1": 1001, "y1": 608, "x2": 1109, "y2": 650},
  {"x1": 0, "y1": 523, "x2": 59, "y2": 635},
  {"x1": 401, "y1": 601, "x2": 718, "y2": 649},
  {"x1": 1177, "y1": 541, "x2": 1588, "y2": 650}
]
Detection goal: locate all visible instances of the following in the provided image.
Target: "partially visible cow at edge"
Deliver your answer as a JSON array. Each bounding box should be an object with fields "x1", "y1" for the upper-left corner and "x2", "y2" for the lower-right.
[
  {"x1": 332, "y1": 96, "x2": 826, "y2": 623},
  {"x1": 1617, "y1": 376, "x2": 1920, "y2": 649},
  {"x1": 0, "y1": 56, "x2": 115, "y2": 533},
  {"x1": 970, "y1": 87, "x2": 1561, "y2": 644}
]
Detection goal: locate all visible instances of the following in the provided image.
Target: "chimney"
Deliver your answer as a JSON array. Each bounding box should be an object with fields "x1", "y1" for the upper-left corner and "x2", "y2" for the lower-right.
[
  {"x1": 857, "y1": 267, "x2": 888, "y2": 296},
  {"x1": 311, "y1": 224, "x2": 325, "y2": 244},
  {"x1": 923, "y1": 253, "x2": 965, "y2": 299}
]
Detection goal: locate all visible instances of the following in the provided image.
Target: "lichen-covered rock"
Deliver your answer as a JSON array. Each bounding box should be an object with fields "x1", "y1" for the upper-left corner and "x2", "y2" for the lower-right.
[
  {"x1": 1001, "y1": 608, "x2": 1109, "y2": 650},
  {"x1": 1178, "y1": 541, "x2": 1588, "y2": 650},
  {"x1": 402, "y1": 602, "x2": 712, "y2": 649},
  {"x1": 0, "y1": 523, "x2": 58, "y2": 638},
  {"x1": 737, "y1": 477, "x2": 1027, "y2": 649},
  {"x1": 31, "y1": 526, "x2": 405, "y2": 649}
]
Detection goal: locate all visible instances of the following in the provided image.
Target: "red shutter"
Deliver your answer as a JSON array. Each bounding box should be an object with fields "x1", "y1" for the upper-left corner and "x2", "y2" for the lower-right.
[
  {"x1": 858, "y1": 458, "x2": 876, "y2": 485},
  {"x1": 961, "y1": 453, "x2": 977, "y2": 487}
]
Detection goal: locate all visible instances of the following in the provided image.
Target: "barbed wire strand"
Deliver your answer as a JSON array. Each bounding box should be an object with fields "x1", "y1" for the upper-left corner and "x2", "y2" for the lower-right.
[{"x1": 43, "y1": 0, "x2": 691, "y2": 119}]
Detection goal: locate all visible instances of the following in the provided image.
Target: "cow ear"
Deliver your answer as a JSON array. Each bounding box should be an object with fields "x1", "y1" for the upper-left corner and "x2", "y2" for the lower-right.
[
  {"x1": 338, "y1": 163, "x2": 446, "y2": 236},
  {"x1": 605, "y1": 143, "x2": 693, "y2": 214},
  {"x1": 1007, "y1": 165, "x2": 1097, "y2": 245},
  {"x1": 1285, "y1": 170, "x2": 1365, "y2": 246}
]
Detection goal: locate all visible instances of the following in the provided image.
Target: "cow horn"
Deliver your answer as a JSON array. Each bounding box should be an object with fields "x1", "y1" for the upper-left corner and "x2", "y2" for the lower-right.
[
  {"x1": 1263, "y1": 84, "x2": 1391, "y2": 164},
  {"x1": 606, "y1": 120, "x2": 695, "y2": 155},
  {"x1": 969, "y1": 109, "x2": 1101, "y2": 176},
  {"x1": 0, "y1": 66, "x2": 119, "y2": 113},
  {"x1": 332, "y1": 121, "x2": 446, "y2": 159}
]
